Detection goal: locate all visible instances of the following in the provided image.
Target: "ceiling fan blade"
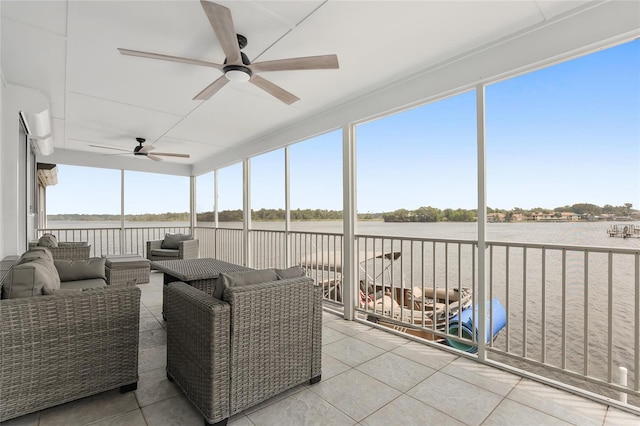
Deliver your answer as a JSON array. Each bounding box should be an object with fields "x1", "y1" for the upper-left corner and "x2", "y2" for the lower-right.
[
  {"x1": 194, "y1": 75, "x2": 229, "y2": 100},
  {"x1": 139, "y1": 145, "x2": 155, "y2": 153},
  {"x1": 200, "y1": 1, "x2": 240, "y2": 64},
  {"x1": 146, "y1": 154, "x2": 163, "y2": 162},
  {"x1": 89, "y1": 144, "x2": 131, "y2": 152},
  {"x1": 118, "y1": 48, "x2": 223, "y2": 70},
  {"x1": 250, "y1": 54, "x2": 339, "y2": 73},
  {"x1": 153, "y1": 152, "x2": 191, "y2": 158},
  {"x1": 250, "y1": 75, "x2": 299, "y2": 105}
]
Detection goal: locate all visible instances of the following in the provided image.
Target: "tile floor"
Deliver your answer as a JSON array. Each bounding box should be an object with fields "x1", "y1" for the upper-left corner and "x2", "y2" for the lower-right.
[{"x1": 4, "y1": 271, "x2": 640, "y2": 426}]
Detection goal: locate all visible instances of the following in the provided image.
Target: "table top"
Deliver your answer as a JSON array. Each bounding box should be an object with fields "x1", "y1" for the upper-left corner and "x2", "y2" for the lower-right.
[{"x1": 151, "y1": 258, "x2": 251, "y2": 281}]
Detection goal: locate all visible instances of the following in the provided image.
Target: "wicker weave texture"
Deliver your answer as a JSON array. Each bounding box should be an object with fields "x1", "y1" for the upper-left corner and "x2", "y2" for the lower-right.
[
  {"x1": 226, "y1": 277, "x2": 318, "y2": 414},
  {"x1": 146, "y1": 239, "x2": 199, "y2": 261},
  {"x1": 165, "y1": 276, "x2": 321, "y2": 424},
  {"x1": 28, "y1": 243, "x2": 91, "y2": 260},
  {"x1": 166, "y1": 282, "x2": 231, "y2": 423},
  {"x1": 106, "y1": 266, "x2": 150, "y2": 285},
  {"x1": 0, "y1": 285, "x2": 141, "y2": 422}
]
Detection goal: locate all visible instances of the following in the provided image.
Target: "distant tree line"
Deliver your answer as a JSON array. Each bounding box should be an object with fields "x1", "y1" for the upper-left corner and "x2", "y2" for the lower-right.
[{"x1": 48, "y1": 203, "x2": 636, "y2": 223}]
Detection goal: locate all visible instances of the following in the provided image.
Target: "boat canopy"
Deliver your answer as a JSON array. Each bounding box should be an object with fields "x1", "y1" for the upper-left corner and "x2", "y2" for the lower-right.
[{"x1": 300, "y1": 251, "x2": 401, "y2": 273}]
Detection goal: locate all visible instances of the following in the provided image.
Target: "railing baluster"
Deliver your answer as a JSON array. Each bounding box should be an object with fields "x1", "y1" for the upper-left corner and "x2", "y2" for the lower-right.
[
  {"x1": 584, "y1": 250, "x2": 589, "y2": 377},
  {"x1": 608, "y1": 251, "x2": 613, "y2": 384},
  {"x1": 542, "y1": 247, "x2": 546, "y2": 363},
  {"x1": 561, "y1": 249, "x2": 567, "y2": 370},
  {"x1": 523, "y1": 247, "x2": 527, "y2": 358}
]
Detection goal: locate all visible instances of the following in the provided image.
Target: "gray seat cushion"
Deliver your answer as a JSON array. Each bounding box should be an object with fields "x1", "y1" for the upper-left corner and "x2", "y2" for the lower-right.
[
  {"x1": 274, "y1": 266, "x2": 306, "y2": 280},
  {"x1": 150, "y1": 248, "x2": 180, "y2": 258},
  {"x1": 38, "y1": 233, "x2": 58, "y2": 248},
  {"x1": 2, "y1": 258, "x2": 61, "y2": 299},
  {"x1": 60, "y1": 279, "x2": 108, "y2": 290}
]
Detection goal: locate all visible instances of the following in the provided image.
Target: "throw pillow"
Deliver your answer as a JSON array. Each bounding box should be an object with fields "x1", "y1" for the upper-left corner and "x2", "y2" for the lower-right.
[
  {"x1": 2, "y1": 258, "x2": 61, "y2": 299},
  {"x1": 54, "y1": 257, "x2": 107, "y2": 282},
  {"x1": 215, "y1": 268, "x2": 279, "y2": 299},
  {"x1": 161, "y1": 233, "x2": 193, "y2": 249},
  {"x1": 38, "y1": 233, "x2": 58, "y2": 248},
  {"x1": 274, "y1": 265, "x2": 306, "y2": 280}
]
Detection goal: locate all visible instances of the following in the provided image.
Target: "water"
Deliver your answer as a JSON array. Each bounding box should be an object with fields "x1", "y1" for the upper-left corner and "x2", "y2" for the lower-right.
[{"x1": 47, "y1": 219, "x2": 640, "y2": 403}]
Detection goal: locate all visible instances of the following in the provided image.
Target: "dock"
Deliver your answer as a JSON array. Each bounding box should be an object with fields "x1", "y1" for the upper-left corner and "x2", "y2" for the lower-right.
[{"x1": 607, "y1": 224, "x2": 640, "y2": 238}]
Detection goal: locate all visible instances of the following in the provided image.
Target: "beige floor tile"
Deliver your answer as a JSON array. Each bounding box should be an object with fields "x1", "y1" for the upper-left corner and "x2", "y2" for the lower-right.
[
  {"x1": 141, "y1": 394, "x2": 202, "y2": 425},
  {"x1": 138, "y1": 327, "x2": 167, "y2": 350},
  {"x1": 407, "y1": 371, "x2": 502, "y2": 426},
  {"x1": 310, "y1": 369, "x2": 401, "y2": 422},
  {"x1": 242, "y1": 384, "x2": 307, "y2": 415},
  {"x1": 356, "y1": 351, "x2": 436, "y2": 392},
  {"x1": 352, "y1": 327, "x2": 414, "y2": 351},
  {"x1": 228, "y1": 413, "x2": 253, "y2": 425},
  {"x1": 442, "y1": 357, "x2": 520, "y2": 396},
  {"x1": 323, "y1": 318, "x2": 373, "y2": 336},
  {"x1": 138, "y1": 345, "x2": 167, "y2": 374},
  {"x1": 507, "y1": 379, "x2": 607, "y2": 426},
  {"x1": 247, "y1": 388, "x2": 356, "y2": 426},
  {"x1": 323, "y1": 325, "x2": 349, "y2": 345},
  {"x1": 392, "y1": 341, "x2": 458, "y2": 370},
  {"x1": 322, "y1": 336, "x2": 386, "y2": 367},
  {"x1": 87, "y1": 409, "x2": 147, "y2": 426},
  {"x1": 39, "y1": 390, "x2": 138, "y2": 426},
  {"x1": 603, "y1": 407, "x2": 640, "y2": 425},
  {"x1": 139, "y1": 315, "x2": 164, "y2": 333},
  {"x1": 135, "y1": 367, "x2": 182, "y2": 407},
  {"x1": 361, "y1": 394, "x2": 464, "y2": 426},
  {"x1": 483, "y1": 399, "x2": 572, "y2": 426},
  {"x1": 321, "y1": 353, "x2": 352, "y2": 380}
]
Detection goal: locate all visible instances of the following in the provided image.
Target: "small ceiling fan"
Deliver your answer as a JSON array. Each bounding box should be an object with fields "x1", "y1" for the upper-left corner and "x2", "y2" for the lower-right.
[
  {"x1": 118, "y1": 0, "x2": 339, "y2": 104},
  {"x1": 91, "y1": 138, "x2": 190, "y2": 162}
]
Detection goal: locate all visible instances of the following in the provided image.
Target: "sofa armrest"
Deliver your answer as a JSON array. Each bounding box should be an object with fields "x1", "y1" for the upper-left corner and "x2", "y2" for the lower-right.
[
  {"x1": 48, "y1": 244, "x2": 91, "y2": 260},
  {"x1": 0, "y1": 285, "x2": 140, "y2": 422},
  {"x1": 178, "y1": 239, "x2": 199, "y2": 259},
  {"x1": 146, "y1": 240, "x2": 163, "y2": 259},
  {"x1": 165, "y1": 282, "x2": 230, "y2": 423}
]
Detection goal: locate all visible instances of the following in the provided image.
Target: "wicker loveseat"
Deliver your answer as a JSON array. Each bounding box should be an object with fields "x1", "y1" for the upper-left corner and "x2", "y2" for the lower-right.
[
  {"x1": 164, "y1": 267, "x2": 322, "y2": 426},
  {"x1": 146, "y1": 233, "x2": 199, "y2": 262},
  {"x1": 0, "y1": 248, "x2": 141, "y2": 422}
]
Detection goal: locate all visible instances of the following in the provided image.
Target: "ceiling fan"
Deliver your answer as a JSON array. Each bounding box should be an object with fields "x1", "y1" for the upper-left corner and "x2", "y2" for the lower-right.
[
  {"x1": 91, "y1": 138, "x2": 190, "y2": 162},
  {"x1": 118, "y1": 0, "x2": 339, "y2": 105}
]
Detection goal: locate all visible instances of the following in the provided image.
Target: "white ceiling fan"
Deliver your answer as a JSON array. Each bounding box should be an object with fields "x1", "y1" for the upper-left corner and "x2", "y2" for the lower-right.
[
  {"x1": 118, "y1": 0, "x2": 339, "y2": 105},
  {"x1": 90, "y1": 138, "x2": 190, "y2": 162}
]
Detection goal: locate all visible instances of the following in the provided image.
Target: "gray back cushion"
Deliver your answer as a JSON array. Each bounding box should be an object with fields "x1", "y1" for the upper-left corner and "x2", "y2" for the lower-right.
[
  {"x1": 161, "y1": 233, "x2": 192, "y2": 249},
  {"x1": 216, "y1": 268, "x2": 279, "y2": 299},
  {"x1": 54, "y1": 257, "x2": 107, "y2": 282},
  {"x1": 274, "y1": 266, "x2": 306, "y2": 280},
  {"x1": 2, "y1": 258, "x2": 61, "y2": 299},
  {"x1": 38, "y1": 233, "x2": 58, "y2": 247}
]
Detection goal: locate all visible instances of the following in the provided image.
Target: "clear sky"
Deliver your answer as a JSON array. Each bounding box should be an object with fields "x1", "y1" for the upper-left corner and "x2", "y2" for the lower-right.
[{"x1": 47, "y1": 39, "x2": 639, "y2": 215}]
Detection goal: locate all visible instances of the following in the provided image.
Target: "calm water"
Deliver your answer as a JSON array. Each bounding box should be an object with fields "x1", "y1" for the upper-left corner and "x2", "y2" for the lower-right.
[{"x1": 48, "y1": 219, "x2": 640, "y2": 403}]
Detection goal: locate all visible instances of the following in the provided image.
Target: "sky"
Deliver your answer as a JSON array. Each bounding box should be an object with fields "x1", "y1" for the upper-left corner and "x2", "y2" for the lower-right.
[{"x1": 47, "y1": 39, "x2": 640, "y2": 215}]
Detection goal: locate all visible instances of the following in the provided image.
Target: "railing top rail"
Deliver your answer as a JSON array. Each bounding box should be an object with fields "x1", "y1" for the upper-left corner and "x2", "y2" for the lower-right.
[
  {"x1": 355, "y1": 233, "x2": 479, "y2": 245},
  {"x1": 486, "y1": 240, "x2": 640, "y2": 255}
]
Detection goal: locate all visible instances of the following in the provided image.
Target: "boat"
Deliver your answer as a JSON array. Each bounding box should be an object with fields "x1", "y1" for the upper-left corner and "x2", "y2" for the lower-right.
[
  {"x1": 607, "y1": 224, "x2": 640, "y2": 238},
  {"x1": 301, "y1": 250, "x2": 475, "y2": 341}
]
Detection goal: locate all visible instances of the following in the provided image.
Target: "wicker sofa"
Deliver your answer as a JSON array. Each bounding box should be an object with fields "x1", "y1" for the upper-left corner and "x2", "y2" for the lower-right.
[
  {"x1": 164, "y1": 268, "x2": 322, "y2": 426},
  {"x1": 146, "y1": 233, "x2": 199, "y2": 262},
  {"x1": 0, "y1": 248, "x2": 141, "y2": 422}
]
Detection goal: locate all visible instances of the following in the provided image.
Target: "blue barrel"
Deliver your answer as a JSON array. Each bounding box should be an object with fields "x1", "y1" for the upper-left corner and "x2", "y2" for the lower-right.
[{"x1": 446, "y1": 298, "x2": 507, "y2": 353}]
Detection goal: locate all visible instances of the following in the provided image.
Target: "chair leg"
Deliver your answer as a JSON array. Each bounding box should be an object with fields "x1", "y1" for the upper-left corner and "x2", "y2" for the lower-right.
[
  {"x1": 120, "y1": 382, "x2": 137, "y2": 393},
  {"x1": 167, "y1": 370, "x2": 174, "y2": 382},
  {"x1": 310, "y1": 375, "x2": 321, "y2": 385}
]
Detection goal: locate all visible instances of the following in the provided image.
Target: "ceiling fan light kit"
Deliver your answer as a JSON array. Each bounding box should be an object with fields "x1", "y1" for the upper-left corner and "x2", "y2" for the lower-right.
[{"x1": 118, "y1": 0, "x2": 338, "y2": 104}]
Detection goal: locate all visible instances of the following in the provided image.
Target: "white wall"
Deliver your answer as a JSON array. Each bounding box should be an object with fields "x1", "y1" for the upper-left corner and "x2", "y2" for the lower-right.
[{"x1": 1, "y1": 83, "x2": 49, "y2": 257}]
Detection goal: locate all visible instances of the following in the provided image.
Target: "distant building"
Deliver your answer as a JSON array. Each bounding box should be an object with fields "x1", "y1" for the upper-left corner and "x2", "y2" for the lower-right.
[
  {"x1": 488, "y1": 213, "x2": 506, "y2": 222},
  {"x1": 512, "y1": 213, "x2": 524, "y2": 222},
  {"x1": 560, "y1": 212, "x2": 580, "y2": 221}
]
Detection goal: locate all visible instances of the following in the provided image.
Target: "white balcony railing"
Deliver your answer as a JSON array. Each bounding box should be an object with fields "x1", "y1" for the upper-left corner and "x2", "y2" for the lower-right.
[{"x1": 35, "y1": 225, "x2": 639, "y2": 408}]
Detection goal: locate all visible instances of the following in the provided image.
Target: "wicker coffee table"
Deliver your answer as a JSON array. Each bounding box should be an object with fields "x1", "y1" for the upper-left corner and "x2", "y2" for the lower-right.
[{"x1": 152, "y1": 258, "x2": 252, "y2": 319}]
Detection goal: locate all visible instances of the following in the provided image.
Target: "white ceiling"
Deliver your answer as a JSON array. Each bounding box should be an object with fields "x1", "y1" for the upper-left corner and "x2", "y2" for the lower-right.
[{"x1": 1, "y1": 1, "x2": 638, "y2": 176}]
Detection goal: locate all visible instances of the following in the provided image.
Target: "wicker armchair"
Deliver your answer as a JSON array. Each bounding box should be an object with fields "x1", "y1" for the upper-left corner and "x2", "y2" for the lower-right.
[
  {"x1": 146, "y1": 238, "x2": 199, "y2": 262},
  {"x1": 29, "y1": 241, "x2": 91, "y2": 260},
  {"x1": 165, "y1": 275, "x2": 322, "y2": 426},
  {"x1": 0, "y1": 284, "x2": 141, "y2": 422}
]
